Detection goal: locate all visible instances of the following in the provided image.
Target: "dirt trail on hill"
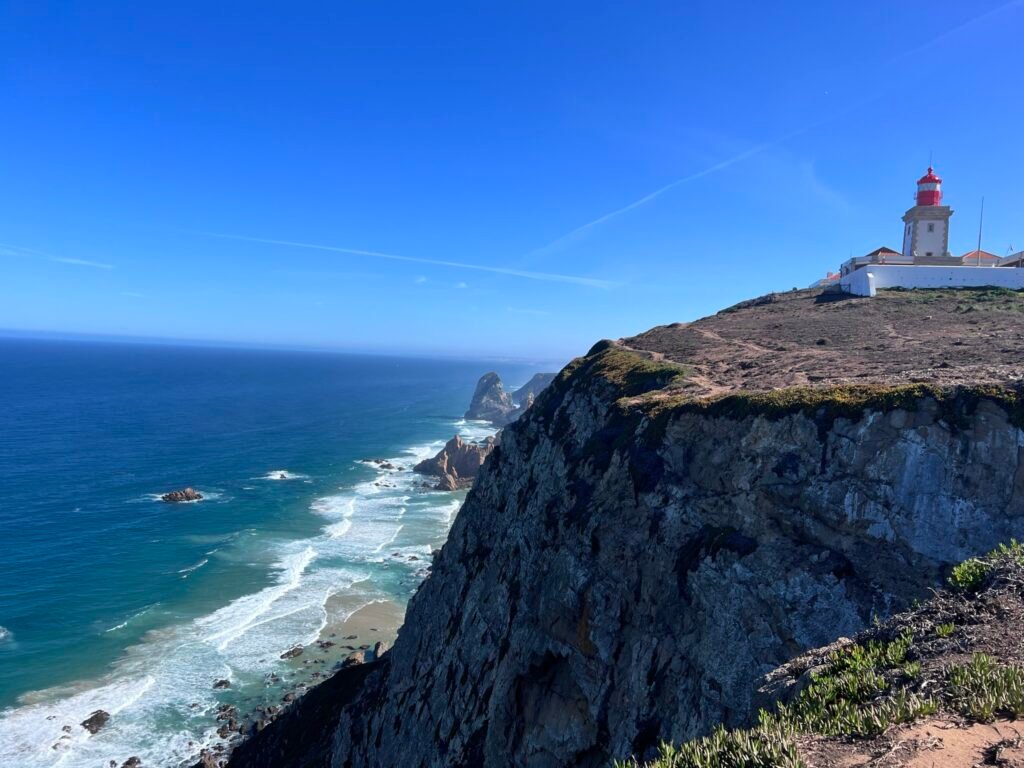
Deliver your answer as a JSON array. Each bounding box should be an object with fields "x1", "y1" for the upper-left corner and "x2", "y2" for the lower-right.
[{"x1": 622, "y1": 288, "x2": 1024, "y2": 397}]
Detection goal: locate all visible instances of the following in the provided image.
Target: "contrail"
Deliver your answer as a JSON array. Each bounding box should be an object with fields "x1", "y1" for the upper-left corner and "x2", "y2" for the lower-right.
[
  {"x1": 527, "y1": 0, "x2": 1022, "y2": 259},
  {"x1": 0, "y1": 243, "x2": 113, "y2": 270},
  {"x1": 197, "y1": 231, "x2": 615, "y2": 289}
]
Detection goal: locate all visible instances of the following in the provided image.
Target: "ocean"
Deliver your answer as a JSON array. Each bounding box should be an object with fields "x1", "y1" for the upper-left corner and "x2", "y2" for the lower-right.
[{"x1": 0, "y1": 338, "x2": 545, "y2": 767}]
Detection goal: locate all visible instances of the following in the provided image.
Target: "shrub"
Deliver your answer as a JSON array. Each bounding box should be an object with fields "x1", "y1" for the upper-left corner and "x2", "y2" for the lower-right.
[{"x1": 948, "y1": 654, "x2": 1024, "y2": 722}]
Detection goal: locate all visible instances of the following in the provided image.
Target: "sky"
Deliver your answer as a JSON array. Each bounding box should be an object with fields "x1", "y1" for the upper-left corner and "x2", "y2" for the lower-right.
[{"x1": 2, "y1": 0, "x2": 1023, "y2": 362}]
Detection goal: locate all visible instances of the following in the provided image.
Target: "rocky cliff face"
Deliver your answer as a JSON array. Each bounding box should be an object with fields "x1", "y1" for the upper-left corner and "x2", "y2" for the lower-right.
[
  {"x1": 414, "y1": 435, "x2": 498, "y2": 491},
  {"x1": 228, "y1": 289, "x2": 1024, "y2": 768}
]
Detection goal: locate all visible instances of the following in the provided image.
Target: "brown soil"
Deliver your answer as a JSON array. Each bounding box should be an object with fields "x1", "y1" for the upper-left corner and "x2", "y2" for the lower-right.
[{"x1": 621, "y1": 288, "x2": 1024, "y2": 397}]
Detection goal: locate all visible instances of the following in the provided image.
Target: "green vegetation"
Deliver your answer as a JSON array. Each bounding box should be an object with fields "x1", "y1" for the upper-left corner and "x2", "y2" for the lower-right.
[
  {"x1": 948, "y1": 539, "x2": 1024, "y2": 592},
  {"x1": 582, "y1": 345, "x2": 689, "y2": 397},
  {"x1": 619, "y1": 545, "x2": 1024, "y2": 768},
  {"x1": 948, "y1": 654, "x2": 1024, "y2": 722},
  {"x1": 615, "y1": 631, "x2": 933, "y2": 768},
  {"x1": 647, "y1": 383, "x2": 1024, "y2": 431}
]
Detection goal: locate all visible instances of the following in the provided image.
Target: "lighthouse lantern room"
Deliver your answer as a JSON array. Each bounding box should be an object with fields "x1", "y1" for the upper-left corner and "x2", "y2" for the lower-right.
[{"x1": 900, "y1": 167, "x2": 954, "y2": 262}]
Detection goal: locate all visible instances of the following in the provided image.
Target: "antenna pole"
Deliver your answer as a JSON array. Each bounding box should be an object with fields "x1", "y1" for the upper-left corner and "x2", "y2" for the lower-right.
[{"x1": 976, "y1": 197, "x2": 985, "y2": 266}]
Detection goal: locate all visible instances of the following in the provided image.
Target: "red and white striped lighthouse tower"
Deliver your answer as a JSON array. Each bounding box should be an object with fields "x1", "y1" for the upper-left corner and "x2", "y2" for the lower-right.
[
  {"x1": 915, "y1": 167, "x2": 943, "y2": 206},
  {"x1": 901, "y1": 166, "x2": 953, "y2": 261}
]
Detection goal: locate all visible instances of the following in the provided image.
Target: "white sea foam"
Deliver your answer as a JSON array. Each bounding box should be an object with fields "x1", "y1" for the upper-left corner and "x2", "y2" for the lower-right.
[
  {"x1": 0, "y1": 626, "x2": 11, "y2": 643},
  {"x1": 0, "y1": 535, "x2": 369, "y2": 768},
  {"x1": 0, "y1": 426, "x2": 493, "y2": 768},
  {"x1": 178, "y1": 558, "x2": 209, "y2": 578},
  {"x1": 258, "y1": 470, "x2": 308, "y2": 481}
]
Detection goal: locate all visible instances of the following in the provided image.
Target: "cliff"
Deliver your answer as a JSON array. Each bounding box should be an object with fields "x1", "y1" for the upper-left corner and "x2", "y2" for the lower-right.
[
  {"x1": 228, "y1": 288, "x2": 1024, "y2": 768},
  {"x1": 627, "y1": 542, "x2": 1024, "y2": 767}
]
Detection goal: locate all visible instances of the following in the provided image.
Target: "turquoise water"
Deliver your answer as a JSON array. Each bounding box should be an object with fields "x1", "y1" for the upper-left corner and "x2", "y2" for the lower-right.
[{"x1": 0, "y1": 339, "x2": 543, "y2": 766}]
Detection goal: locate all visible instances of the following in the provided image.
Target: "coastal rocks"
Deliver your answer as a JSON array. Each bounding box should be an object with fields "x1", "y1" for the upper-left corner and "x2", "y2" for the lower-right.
[
  {"x1": 343, "y1": 651, "x2": 366, "y2": 668},
  {"x1": 279, "y1": 645, "x2": 303, "y2": 660},
  {"x1": 120, "y1": 757, "x2": 142, "y2": 768},
  {"x1": 80, "y1": 709, "x2": 110, "y2": 734},
  {"x1": 362, "y1": 458, "x2": 404, "y2": 471},
  {"x1": 213, "y1": 678, "x2": 231, "y2": 689},
  {"x1": 372, "y1": 641, "x2": 390, "y2": 659},
  {"x1": 413, "y1": 434, "x2": 497, "y2": 490},
  {"x1": 161, "y1": 487, "x2": 203, "y2": 503},
  {"x1": 464, "y1": 371, "x2": 555, "y2": 426},
  {"x1": 510, "y1": 372, "x2": 556, "y2": 404},
  {"x1": 464, "y1": 372, "x2": 515, "y2": 424}
]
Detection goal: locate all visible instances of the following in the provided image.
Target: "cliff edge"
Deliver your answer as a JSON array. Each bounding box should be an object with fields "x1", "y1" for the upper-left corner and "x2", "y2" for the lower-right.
[{"x1": 229, "y1": 287, "x2": 1024, "y2": 768}]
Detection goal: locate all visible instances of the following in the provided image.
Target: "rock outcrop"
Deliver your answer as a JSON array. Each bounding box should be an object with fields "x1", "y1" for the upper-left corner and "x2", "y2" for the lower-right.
[
  {"x1": 161, "y1": 487, "x2": 202, "y2": 503},
  {"x1": 465, "y1": 372, "x2": 516, "y2": 424},
  {"x1": 227, "y1": 289, "x2": 1024, "y2": 768},
  {"x1": 80, "y1": 710, "x2": 110, "y2": 734},
  {"x1": 413, "y1": 435, "x2": 498, "y2": 490},
  {"x1": 511, "y1": 373, "x2": 556, "y2": 405},
  {"x1": 465, "y1": 371, "x2": 556, "y2": 426}
]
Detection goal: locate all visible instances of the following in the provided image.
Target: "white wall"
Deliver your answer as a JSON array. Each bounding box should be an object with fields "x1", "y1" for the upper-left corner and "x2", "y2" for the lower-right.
[
  {"x1": 841, "y1": 265, "x2": 1024, "y2": 297},
  {"x1": 912, "y1": 218, "x2": 948, "y2": 258}
]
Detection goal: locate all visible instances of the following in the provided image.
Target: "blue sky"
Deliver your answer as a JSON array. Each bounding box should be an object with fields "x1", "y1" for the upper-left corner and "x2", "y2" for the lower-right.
[{"x1": 2, "y1": 1, "x2": 1023, "y2": 361}]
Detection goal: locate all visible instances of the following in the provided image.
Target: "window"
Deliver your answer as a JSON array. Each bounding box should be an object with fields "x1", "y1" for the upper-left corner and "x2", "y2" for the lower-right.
[
  {"x1": 927, "y1": 223, "x2": 935, "y2": 232},
  {"x1": 926, "y1": 251, "x2": 933, "y2": 257}
]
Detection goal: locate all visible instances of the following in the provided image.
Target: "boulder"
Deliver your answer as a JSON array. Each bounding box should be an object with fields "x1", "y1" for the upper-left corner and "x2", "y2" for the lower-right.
[
  {"x1": 342, "y1": 651, "x2": 366, "y2": 668},
  {"x1": 80, "y1": 710, "x2": 110, "y2": 734},
  {"x1": 413, "y1": 434, "x2": 497, "y2": 490},
  {"x1": 161, "y1": 488, "x2": 203, "y2": 503}
]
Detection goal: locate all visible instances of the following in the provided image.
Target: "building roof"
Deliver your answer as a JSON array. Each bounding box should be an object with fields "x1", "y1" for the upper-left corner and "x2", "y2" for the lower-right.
[
  {"x1": 960, "y1": 249, "x2": 1001, "y2": 263},
  {"x1": 864, "y1": 246, "x2": 901, "y2": 258},
  {"x1": 917, "y1": 166, "x2": 942, "y2": 185}
]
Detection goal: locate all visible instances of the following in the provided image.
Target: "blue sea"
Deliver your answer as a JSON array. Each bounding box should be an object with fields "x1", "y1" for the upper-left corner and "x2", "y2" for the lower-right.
[{"x1": 0, "y1": 338, "x2": 546, "y2": 767}]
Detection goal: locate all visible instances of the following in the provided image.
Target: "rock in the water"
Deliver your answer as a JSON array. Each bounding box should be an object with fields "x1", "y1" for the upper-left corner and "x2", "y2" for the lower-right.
[
  {"x1": 464, "y1": 372, "x2": 515, "y2": 424},
  {"x1": 80, "y1": 710, "x2": 110, "y2": 734},
  {"x1": 161, "y1": 487, "x2": 203, "y2": 503},
  {"x1": 464, "y1": 371, "x2": 555, "y2": 426},
  {"x1": 279, "y1": 645, "x2": 303, "y2": 660},
  {"x1": 342, "y1": 651, "x2": 366, "y2": 668},
  {"x1": 413, "y1": 434, "x2": 497, "y2": 490},
  {"x1": 213, "y1": 678, "x2": 231, "y2": 689},
  {"x1": 372, "y1": 641, "x2": 390, "y2": 660},
  {"x1": 120, "y1": 758, "x2": 142, "y2": 768}
]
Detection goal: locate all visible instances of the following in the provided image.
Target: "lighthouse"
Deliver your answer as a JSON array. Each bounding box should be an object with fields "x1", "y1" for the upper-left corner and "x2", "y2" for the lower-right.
[{"x1": 900, "y1": 166, "x2": 954, "y2": 262}]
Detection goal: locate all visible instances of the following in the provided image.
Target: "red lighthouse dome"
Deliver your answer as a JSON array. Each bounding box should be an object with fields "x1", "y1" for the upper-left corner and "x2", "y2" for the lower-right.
[{"x1": 915, "y1": 166, "x2": 943, "y2": 206}]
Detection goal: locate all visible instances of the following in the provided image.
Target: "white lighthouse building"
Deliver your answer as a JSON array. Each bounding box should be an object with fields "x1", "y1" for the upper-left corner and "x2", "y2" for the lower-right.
[
  {"x1": 838, "y1": 166, "x2": 1024, "y2": 296},
  {"x1": 900, "y1": 167, "x2": 955, "y2": 262}
]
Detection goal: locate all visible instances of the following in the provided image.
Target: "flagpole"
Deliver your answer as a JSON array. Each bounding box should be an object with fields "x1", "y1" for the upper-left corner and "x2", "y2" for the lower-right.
[{"x1": 976, "y1": 197, "x2": 985, "y2": 266}]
